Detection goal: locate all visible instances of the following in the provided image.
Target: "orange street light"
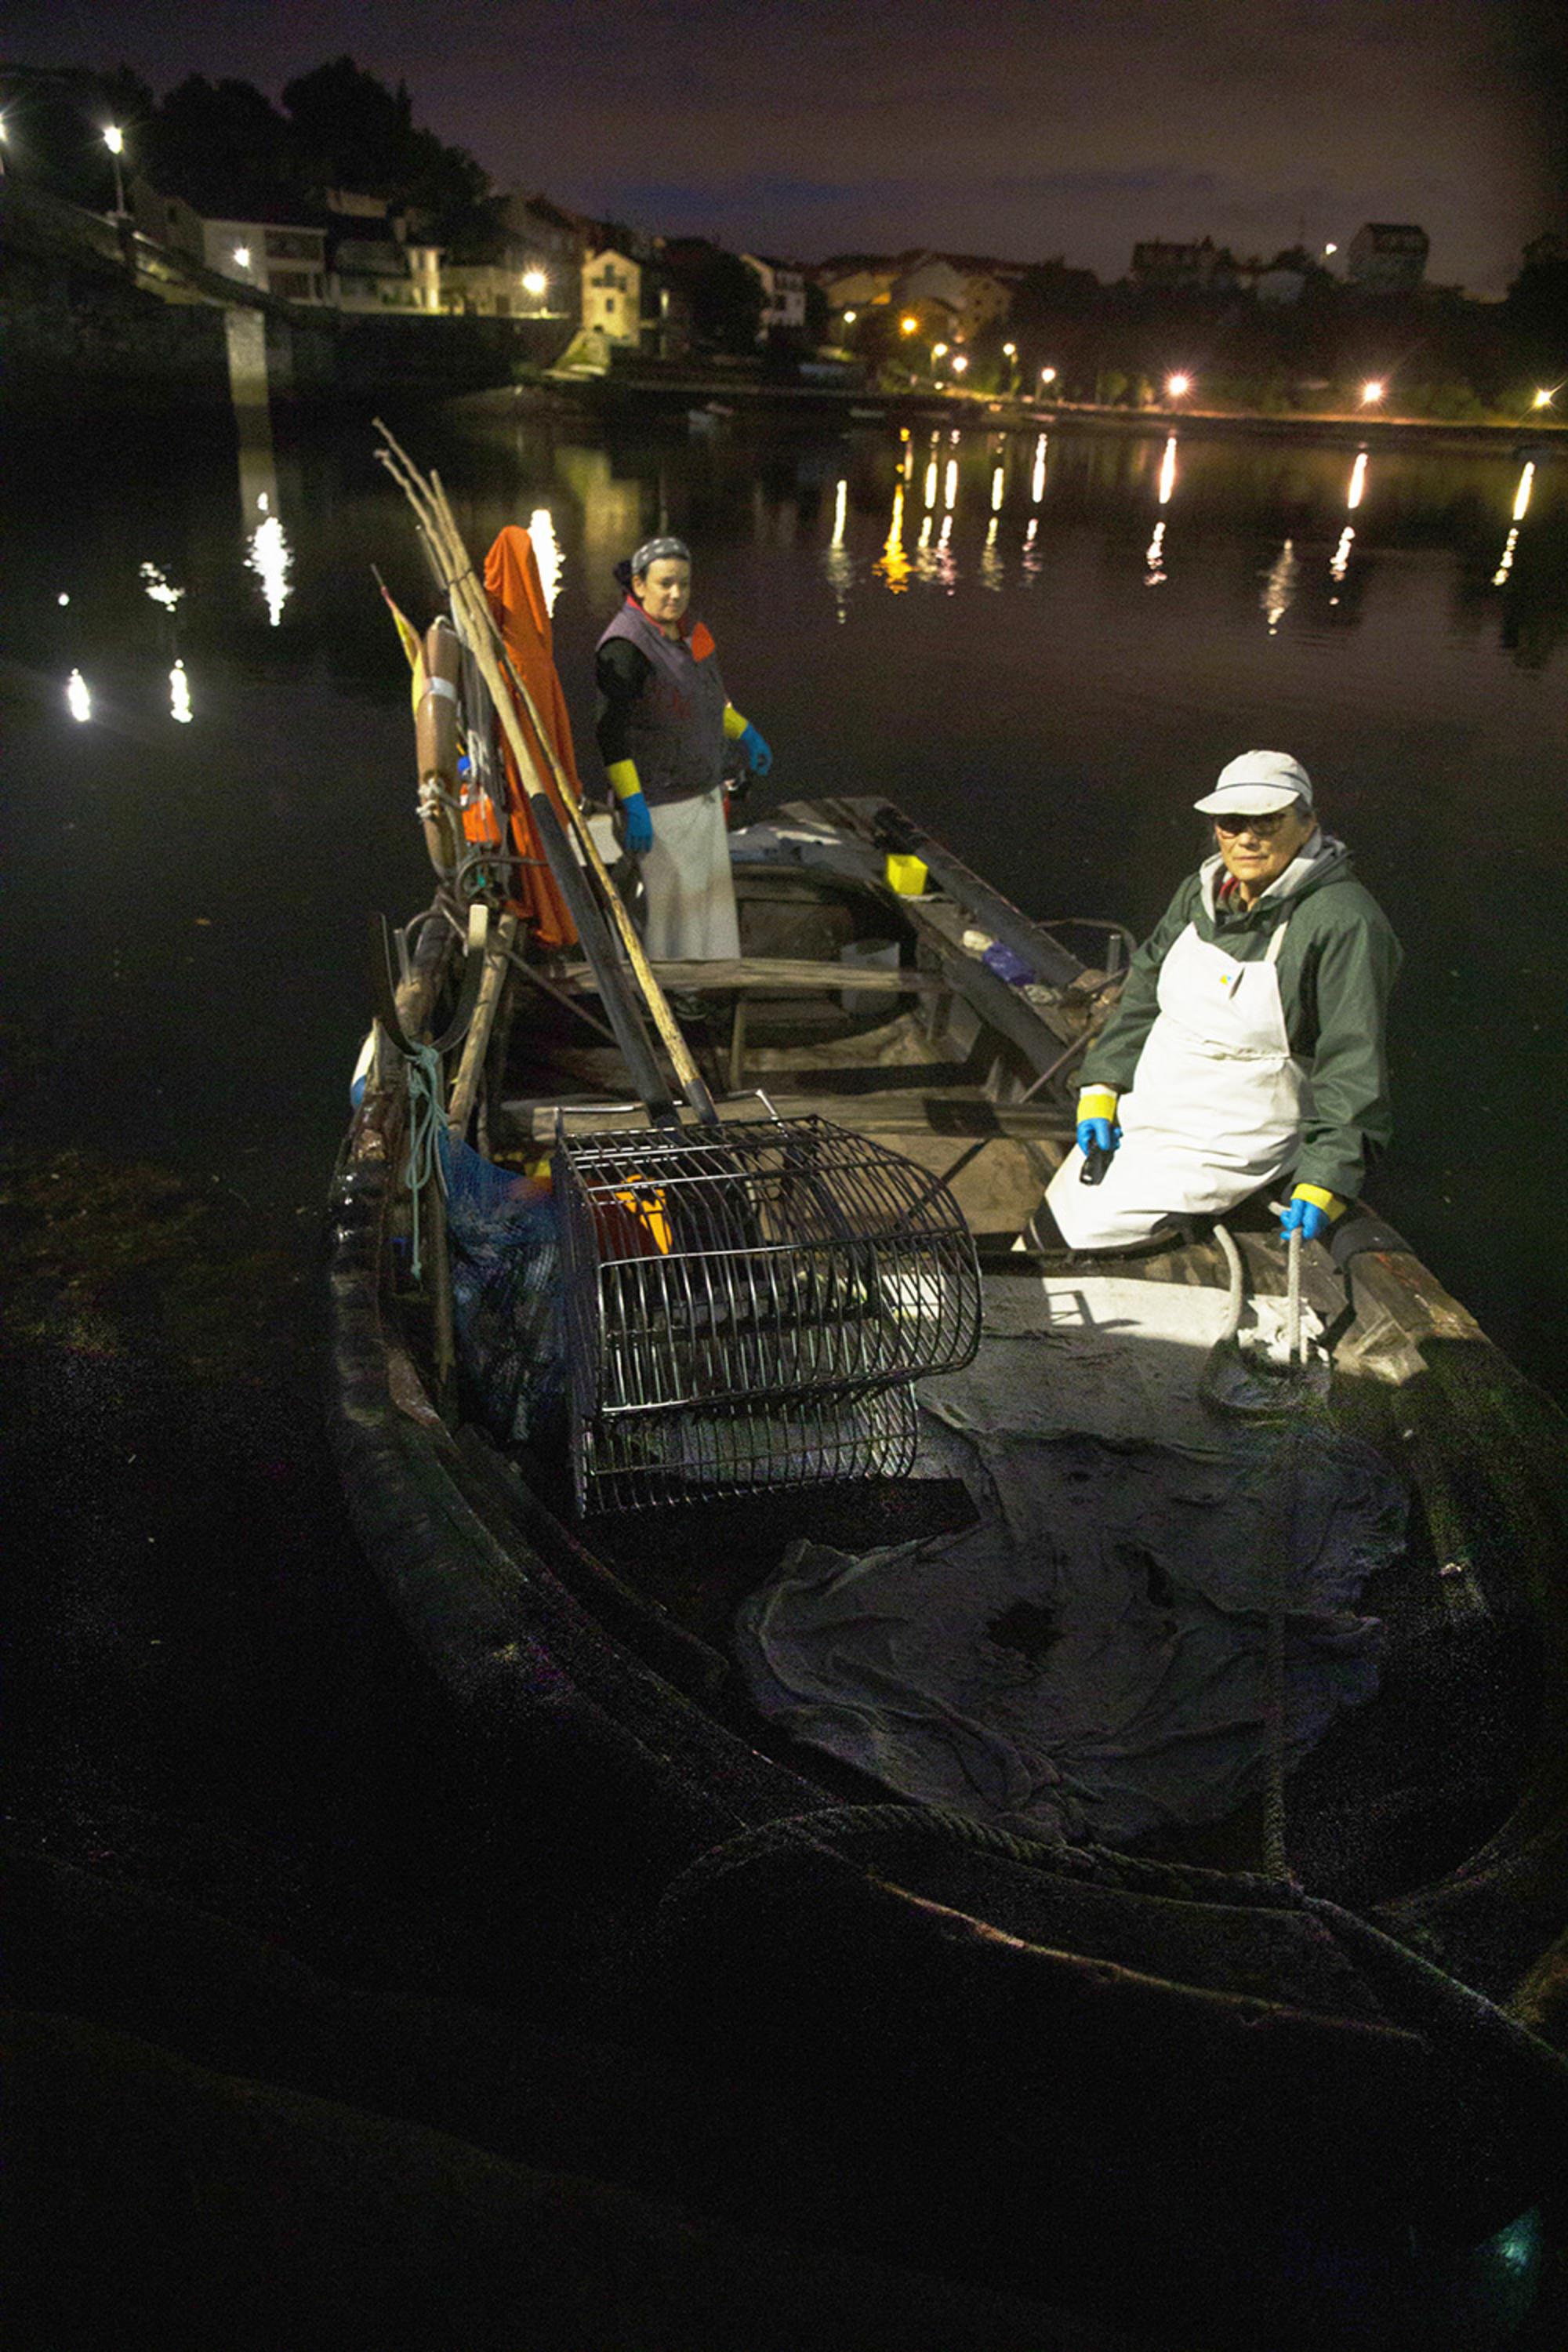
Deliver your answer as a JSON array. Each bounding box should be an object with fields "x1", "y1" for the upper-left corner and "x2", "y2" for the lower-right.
[
  {"x1": 1360, "y1": 379, "x2": 1385, "y2": 405},
  {"x1": 1532, "y1": 387, "x2": 1557, "y2": 409},
  {"x1": 1166, "y1": 372, "x2": 1191, "y2": 401},
  {"x1": 900, "y1": 314, "x2": 919, "y2": 335}
]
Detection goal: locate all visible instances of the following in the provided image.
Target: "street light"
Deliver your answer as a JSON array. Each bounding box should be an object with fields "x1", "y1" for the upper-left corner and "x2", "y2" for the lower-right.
[
  {"x1": 1532, "y1": 387, "x2": 1558, "y2": 410},
  {"x1": 103, "y1": 122, "x2": 126, "y2": 216},
  {"x1": 522, "y1": 268, "x2": 546, "y2": 299},
  {"x1": 1360, "y1": 379, "x2": 1385, "y2": 406},
  {"x1": 1323, "y1": 242, "x2": 1338, "y2": 259},
  {"x1": 900, "y1": 315, "x2": 918, "y2": 336},
  {"x1": 233, "y1": 245, "x2": 251, "y2": 270},
  {"x1": 843, "y1": 307, "x2": 856, "y2": 325},
  {"x1": 1003, "y1": 342, "x2": 1016, "y2": 358},
  {"x1": 1166, "y1": 372, "x2": 1191, "y2": 401},
  {"x1": 951, "y1": 353, "x2": 968, "y2": 375},
  {"x1": 1040, "y1": 365, "x2": 1058, "y2": 386}
]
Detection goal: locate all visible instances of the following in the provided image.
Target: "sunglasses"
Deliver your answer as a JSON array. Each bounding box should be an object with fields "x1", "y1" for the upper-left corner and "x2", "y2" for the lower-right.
[{"x1": 1213, "y1": 808, "x2": 1295, "y2": 837}]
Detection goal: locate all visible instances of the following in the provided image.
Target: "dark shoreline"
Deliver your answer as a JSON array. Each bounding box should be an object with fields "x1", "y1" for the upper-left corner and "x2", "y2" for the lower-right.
[{"x1": 508, "y1": 369, "x2": 1568, "y2": 457}]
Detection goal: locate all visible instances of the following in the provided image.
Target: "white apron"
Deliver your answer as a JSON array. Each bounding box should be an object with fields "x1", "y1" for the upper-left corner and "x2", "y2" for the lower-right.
[
  {"x1": 1046, "y1": 916, "x2": 1305, "y2": 1251},
  {"x1": 641, "y1": 788, "x2": 741, "y2": 960}
]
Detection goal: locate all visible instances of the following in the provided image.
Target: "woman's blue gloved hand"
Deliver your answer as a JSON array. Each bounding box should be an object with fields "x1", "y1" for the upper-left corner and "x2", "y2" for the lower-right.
[
  {"x1": 739, "y1": 723, "x2": 773, "y2": 776},
  {"x1": 1279, "y1": 1195, "x2": 1330, "y2": 1244},
  {"x1": 1076, "y1": 1117, "x2": 1120, "y2": 1157},
  {"x1": 620, "y1": 789, "x2": 655, "y2": 855}
]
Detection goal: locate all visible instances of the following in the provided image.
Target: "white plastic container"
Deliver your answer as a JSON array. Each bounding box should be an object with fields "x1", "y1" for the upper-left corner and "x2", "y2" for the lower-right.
[{"x1": 838, "y1": 937, "x2": 901, "y2": 1013}]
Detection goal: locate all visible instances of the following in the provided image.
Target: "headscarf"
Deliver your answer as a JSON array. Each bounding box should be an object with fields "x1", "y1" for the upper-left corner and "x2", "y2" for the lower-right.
[{"x1": 613, "y1": 535, "x2": 691, "y2": 593}]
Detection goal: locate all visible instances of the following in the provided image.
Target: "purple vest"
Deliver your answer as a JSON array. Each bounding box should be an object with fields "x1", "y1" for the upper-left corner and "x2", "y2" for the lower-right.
[{"x1": 596, "y1": 600, "x2": 728, "y2": 808}]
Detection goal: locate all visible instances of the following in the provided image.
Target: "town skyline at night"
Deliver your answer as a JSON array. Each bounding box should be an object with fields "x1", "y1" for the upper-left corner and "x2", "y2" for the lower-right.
[{"x1": 5, "y1": 0, "x2": 1566, "y2": 293}]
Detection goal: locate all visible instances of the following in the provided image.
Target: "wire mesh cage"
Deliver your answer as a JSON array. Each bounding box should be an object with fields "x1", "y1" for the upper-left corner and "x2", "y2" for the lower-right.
[
  {"x1": 577, "y1": 1385, "x2": 921, "y2": 1514},
  {"x1": 554, "y1": 1114, "x2": 982, "y2": 1511}
]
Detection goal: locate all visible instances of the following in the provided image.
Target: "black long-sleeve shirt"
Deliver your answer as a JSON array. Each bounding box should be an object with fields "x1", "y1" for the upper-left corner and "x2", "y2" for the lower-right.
[{"x1": 594, "y1": 635, "x2": 653, "y2": 768}]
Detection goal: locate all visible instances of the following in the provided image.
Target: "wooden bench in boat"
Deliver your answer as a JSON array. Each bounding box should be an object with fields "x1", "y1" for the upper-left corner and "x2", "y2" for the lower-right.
[{"x1": 557, "y1": 954, "x2": 942, "y2": 998}]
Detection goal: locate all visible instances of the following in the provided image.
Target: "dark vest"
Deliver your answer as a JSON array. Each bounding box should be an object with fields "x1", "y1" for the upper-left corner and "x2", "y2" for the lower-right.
[{"x1": 596, "y1": 601, "x2": 728, "y2": 807}]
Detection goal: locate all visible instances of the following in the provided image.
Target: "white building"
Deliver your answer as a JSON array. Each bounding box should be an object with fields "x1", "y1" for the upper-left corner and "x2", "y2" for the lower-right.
[
  {"x1": 135, "y1": 187, "x2": 330, "y2": 303},
  {"x1": 742, "y1": 253, "x2": 808, "y2": 334},
  {"x1": 582, "y1": 248, "x2": 641, "y2": 343}
]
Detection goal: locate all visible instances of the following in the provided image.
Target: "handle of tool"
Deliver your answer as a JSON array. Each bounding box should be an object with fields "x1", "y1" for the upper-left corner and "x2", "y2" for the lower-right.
[
  {"x1": 1080, "y1": 1140, "x2": 1111, "y2": 1187},
  {"x1": 1287, "y1": 1223, "x2": 1303, "y2": 1365},
  {"x1": 526, "y1": 795, "x2": 681, "y2": 1126}
]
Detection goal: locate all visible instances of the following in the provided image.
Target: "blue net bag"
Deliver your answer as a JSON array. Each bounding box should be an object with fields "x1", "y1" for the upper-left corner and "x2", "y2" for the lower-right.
[{"x1": 438, "y1": 1131, "x2": 564, "y2": 1449}]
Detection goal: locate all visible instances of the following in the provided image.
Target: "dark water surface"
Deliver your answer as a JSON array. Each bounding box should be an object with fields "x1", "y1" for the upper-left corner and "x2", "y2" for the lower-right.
[{"x1": 5, "y1": 395, "x2": 1568, "y2": 1387}]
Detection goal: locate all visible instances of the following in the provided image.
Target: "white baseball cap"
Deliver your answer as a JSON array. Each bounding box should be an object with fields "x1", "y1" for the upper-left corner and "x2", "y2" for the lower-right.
[{"x1": 1193, "y1": 750, "x2": 1314, "y2": 817}]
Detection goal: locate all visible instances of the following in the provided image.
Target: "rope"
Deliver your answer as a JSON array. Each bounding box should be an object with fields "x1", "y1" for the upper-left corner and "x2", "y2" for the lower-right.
[
  {"x1": 403, "y1": 1042, "x2": 446, "y2": 1283},
  {"x1": 1203, "y1": 1221, "x2": 1297, "y2": 1881}
]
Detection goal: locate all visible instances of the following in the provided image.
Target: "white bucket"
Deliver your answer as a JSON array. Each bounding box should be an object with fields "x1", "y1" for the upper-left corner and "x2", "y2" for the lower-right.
[{"x1": 838, "y1": 937, "x2": 900, "y2": 1013}]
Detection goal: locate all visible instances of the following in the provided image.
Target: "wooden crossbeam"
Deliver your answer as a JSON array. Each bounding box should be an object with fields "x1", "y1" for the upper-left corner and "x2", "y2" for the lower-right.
[{"x1": 557, "y1": 954, "x2": 939, "y2": 996}]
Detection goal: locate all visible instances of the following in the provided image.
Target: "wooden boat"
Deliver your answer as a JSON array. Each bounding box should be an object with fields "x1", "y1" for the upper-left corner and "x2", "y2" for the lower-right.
[{"x1": 329, "y1": 499, "x2": 1568, "y2": 2347}]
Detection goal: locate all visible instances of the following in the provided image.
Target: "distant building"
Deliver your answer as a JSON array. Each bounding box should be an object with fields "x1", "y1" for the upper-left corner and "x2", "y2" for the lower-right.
[
  {"x1": 135, "y1": 187, "x2": 330, "y2": 303},
  {"x1": 332, "y1": 234, "x2": 437, "y2": 314},
  {"x1": 582, "y1": 247, "x2": 641, "y2": 345},
  {"x1": 742, "y1": 252, "x2": 808, "y2": 335},
  {"x1": 895, "y1": 252, "x2": 1018, "y2": 339},
  {"x1": 1131, "y1": 237, "x2": 1227, "y2": 289},
  {"x1": 1347, "y1": 223, "x2": 1428, "y2": 291},
  {"x1": 819, "y1": 256, "x2": 901, "y2": 314}
]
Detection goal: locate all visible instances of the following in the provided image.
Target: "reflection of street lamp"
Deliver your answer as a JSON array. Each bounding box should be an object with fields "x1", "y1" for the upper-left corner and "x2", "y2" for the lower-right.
[
  {"x1": 1360, "y1": 379, "x2": 1385, "y2": 406},
  {"x1": 103, "y1": 122, "x2": 126, "y2": 216}
]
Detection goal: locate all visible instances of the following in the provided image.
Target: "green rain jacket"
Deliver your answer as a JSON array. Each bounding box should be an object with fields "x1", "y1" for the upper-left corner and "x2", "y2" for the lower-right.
[{"x1": 1080, "y1": 834, "x2": 1403, "y2": 1203}]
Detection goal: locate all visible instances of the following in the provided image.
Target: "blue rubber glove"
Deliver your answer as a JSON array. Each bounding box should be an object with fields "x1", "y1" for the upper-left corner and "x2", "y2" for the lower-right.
[
  {"x1": 619, "y1": 789, "x2": 654, "y2": 855},
  {"x1": 1076, "y1": 1117, "x2": 1120, "y2": 1157},
  {"x1": 739, "y1": 722, "x2": 772, "y2": 776},
  {"x1": 1279, "y1": 1195, "x2": 1331, "y2": 1245}
]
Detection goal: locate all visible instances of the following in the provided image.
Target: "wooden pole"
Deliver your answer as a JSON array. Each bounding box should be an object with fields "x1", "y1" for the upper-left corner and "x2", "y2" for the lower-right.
[
  {"x1": 448, "y1": 910, "x2": 517, "y2": 1141},
  {"x1": 372, "y1": 420, "x2": 713, "y2": 1117}
]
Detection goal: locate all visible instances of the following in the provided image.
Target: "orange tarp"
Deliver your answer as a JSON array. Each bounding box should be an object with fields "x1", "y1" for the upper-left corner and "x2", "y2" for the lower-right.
[{"x1": 470, "y1": 524, "x2": 581, "y2": 949}]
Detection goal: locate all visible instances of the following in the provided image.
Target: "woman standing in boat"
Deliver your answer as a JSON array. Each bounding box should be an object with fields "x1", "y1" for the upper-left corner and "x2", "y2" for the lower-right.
[
  {"x1": 1041, "y1": 750, "x2": 1401, "y2": 1254},
  {"x1": 594, "y1": 536, "x2": 772, "y2": 960}
]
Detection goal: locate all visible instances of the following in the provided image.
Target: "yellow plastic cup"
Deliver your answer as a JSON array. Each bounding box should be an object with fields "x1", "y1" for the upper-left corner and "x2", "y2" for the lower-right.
[{"x1": 885, "y1": 852, "x2": 928, "y2": 896}]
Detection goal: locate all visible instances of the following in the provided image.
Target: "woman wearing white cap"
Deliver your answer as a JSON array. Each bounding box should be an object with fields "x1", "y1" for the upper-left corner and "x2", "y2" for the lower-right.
[{"x1": 1042, "y1": 751, "x2": 1401, "y2": 1254}]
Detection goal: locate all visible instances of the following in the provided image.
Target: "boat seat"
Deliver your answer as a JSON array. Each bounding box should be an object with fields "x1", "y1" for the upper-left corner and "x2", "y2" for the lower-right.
[{"x1": 557, "y1": 954, "x2": 940, "y2": 998}]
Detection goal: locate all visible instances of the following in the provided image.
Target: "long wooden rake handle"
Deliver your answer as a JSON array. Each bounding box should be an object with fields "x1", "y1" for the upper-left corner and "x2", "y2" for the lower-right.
[{"x1": 373, "y1": 420, "x2": 716, "y2": 1124}]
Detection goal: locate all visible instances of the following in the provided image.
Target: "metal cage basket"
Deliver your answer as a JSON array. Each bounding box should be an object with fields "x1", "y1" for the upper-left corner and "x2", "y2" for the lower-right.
[{"x1": 554, "y1": 1114, "x2": 982, "y2": 1511}]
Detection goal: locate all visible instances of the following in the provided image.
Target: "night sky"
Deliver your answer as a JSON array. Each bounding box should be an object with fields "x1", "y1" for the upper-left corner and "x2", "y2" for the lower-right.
[{"x1": 7, "y1": 0, "x2": 1566, "y2": 292}]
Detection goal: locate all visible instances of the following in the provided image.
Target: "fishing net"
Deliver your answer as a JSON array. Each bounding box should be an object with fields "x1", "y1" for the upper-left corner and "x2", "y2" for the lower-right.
[{"x1": 439, "y1": 1131, "x2": 564, "y2": 1449}]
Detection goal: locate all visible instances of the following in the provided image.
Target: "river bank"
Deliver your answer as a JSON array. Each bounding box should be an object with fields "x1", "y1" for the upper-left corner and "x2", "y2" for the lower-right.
[{"x1": 530, "y1": 364, "x2": 1568, "y2": 456}]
